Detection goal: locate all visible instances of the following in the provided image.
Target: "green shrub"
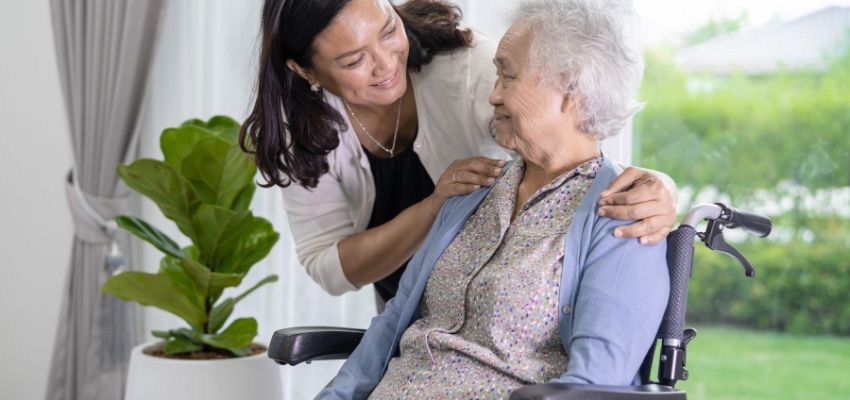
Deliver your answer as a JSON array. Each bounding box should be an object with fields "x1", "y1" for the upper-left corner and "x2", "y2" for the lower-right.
[
  {"x1": 635, "y1": 43, "x2": 850, "y2": 336},
  {"x1": 687, "y1": 240, "x2": 850, "y2": 336}
]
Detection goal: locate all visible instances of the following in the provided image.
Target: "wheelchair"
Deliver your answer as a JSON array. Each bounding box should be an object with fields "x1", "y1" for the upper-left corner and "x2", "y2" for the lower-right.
[{"x1": 268, "y1": 202, "x2": 772, "y2": 399}]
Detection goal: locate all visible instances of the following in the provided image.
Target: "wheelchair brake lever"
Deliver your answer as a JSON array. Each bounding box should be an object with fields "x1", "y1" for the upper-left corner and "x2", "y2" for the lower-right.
[{"x1": 703, "y1": 221, "x2": 756, "y2": 277}]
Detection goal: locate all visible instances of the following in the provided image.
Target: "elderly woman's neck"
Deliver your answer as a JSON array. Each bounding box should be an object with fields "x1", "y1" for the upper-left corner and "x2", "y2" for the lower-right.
[{"x1": 522, "y1": 140, "x2": 600, "y2": 188}]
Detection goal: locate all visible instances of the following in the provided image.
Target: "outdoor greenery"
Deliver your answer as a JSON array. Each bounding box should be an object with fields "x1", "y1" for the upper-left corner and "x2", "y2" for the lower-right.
[
  {"x1": 635, "y1": 29, "x2": 850, "y2": 336},
  {"x1": 672, "y1": 326, "x2": 850, "y2": 400},
  {"x1": 680, "y1": 13, "x2": 749, "y2": 47},
  {"x1": 102, "y1": 116, "x2": 279, "y2": 357},
  {"x1": 636, "y1": 45, "x2": 850, "y2": 208},
  {"x1": 688, "y1": 241, "x2": 850, "y2": 335}
]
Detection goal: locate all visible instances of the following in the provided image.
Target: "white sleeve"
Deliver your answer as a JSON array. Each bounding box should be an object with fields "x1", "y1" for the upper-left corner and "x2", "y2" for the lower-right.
[{"x1": 281, "y1": 169, "x2": 360, "y2": 296}]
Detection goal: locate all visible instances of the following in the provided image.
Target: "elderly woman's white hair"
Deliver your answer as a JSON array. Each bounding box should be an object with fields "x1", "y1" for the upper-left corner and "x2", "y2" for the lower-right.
[{"x1": 510, "y1": 0, "x2": 644, "y2": 140}]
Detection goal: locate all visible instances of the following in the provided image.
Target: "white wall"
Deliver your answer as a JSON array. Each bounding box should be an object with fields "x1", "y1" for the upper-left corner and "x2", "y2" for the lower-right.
[{"x1": 0, "y1": 1, "x2": 74, "y2": 400}]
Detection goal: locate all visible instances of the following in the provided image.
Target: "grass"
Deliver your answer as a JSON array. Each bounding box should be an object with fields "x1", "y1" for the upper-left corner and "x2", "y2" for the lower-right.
[{"x1": 659, "y1": 326, "x2": 850, "y2": 400}]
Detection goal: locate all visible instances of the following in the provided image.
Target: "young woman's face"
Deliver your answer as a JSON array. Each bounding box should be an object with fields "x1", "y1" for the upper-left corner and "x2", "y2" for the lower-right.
[{"x1": 303, "y1": 0, "x2": 410, "y2": 107}]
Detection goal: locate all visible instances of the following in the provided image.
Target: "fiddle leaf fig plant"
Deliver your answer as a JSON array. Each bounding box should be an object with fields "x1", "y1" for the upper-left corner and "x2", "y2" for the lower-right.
[{"x1": 102, "y1": 116, "x2": 279, "y2": 357}]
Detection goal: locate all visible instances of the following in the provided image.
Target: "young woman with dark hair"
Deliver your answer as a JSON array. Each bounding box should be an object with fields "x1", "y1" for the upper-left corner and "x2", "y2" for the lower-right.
[{"x1": 240, "y1": 0, "x2": 677, "y2": 303}]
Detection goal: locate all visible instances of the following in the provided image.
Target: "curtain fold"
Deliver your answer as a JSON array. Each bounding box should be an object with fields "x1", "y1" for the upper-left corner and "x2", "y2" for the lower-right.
[{"x1": 46, "y1": 1, "x2": 165, "y2": 399}]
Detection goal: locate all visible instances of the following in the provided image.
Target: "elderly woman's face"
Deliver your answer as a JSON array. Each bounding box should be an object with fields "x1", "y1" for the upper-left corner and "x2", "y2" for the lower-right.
[{"x1": 489, "y1": 24, "x2": 569, "y2": 163}]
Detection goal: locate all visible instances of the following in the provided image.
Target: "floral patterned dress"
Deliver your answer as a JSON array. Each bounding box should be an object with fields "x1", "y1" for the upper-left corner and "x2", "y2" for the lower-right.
[{"x1": 369, "y1": 157, "x2": 601, "y2": 399}]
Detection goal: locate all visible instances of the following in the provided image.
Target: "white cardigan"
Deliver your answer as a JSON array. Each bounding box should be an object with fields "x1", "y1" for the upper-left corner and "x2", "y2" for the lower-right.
[{"x1": 281, "y1": 34, "x2": 511, "y2": 295}]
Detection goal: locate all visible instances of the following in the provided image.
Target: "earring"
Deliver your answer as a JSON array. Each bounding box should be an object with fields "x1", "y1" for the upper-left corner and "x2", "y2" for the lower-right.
[{"x1": 310, "y1": 83, "x2": 321, "y2": 92}]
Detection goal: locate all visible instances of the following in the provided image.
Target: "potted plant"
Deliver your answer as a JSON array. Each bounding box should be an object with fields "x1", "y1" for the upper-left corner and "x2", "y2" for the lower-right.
[{"x1": 102, "y1": 116, "x2": 282, "y2": 399}]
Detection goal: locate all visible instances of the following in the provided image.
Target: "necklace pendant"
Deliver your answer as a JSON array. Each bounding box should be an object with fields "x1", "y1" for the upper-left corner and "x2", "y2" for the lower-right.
[{"x1": 344, "y1": 98, "x2": 403, "y2": 158}]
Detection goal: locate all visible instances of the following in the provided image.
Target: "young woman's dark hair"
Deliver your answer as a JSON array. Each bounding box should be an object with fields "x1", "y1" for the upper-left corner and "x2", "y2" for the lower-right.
[{"x1": 240, "y1": 0, "x2": 472, "y2": 189}]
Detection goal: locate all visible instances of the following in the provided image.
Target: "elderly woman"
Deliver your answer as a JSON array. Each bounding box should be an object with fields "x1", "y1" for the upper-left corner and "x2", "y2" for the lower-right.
[{"x1": 319, "y1": 0, "x2": 669, "y2": 398}]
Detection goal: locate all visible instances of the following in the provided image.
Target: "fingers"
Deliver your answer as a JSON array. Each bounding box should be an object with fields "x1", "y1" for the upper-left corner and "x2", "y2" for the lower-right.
[
  {"x1": 639, "y1": 227, "x2": 672, "y2": 245},
  {"x1": 598, "y1": 201, "x2": 677, "y2": 244},
  {"x1": 434, "y1": 157, "x2": 507, "y2": 202},
  {"x1": 599, "y1": 182, "x2": 657, "y2": 206},
  {"x1": 448, "y1": 157, "x2": 506, "y2": 187},
  {"x1": 598, "y1": 201, "x2": 659, "y2": 221},
  {"x1": 607, "y1": 217, "x2": 671, "y2": 242},
  {"x1": 464, "y1": 157, "x2": 507, "y2": 178},
  {"x1": 451, "y1": 169, "x2": 496, "y2": 187},
  {"x1": 599, "y1": 166, "x2": 647, "y2": 197},
  {"x1": 447, "y1": 183, "x2": 483, "y2": 197}
]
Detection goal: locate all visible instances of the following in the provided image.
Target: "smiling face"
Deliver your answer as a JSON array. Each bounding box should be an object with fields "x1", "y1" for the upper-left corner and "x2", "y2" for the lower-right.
[
  {"x1": 288, "y1": 0, "x2": 409, "y2": 107},
  {"x1": 489, "y1": 23, "x2": 575, "y2": 166}
]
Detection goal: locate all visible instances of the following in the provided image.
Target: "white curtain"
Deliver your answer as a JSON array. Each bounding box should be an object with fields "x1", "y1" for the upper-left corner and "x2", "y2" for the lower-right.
[
  {"x1": 136, "y1": 1, "x2": 632, "y2": 399},
  {"x1": 46, "y1": 1, "x2": 164, "y2": 398}
]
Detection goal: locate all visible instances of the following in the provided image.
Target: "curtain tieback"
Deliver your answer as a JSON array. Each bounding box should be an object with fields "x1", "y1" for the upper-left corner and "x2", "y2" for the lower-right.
[{"x1": 65, "y1": 169, "x2": 130, "y2": 274}]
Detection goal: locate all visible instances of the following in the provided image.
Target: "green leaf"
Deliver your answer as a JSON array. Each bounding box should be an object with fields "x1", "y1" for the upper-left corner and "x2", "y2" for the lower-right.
[
  {"x1": 205, "y1": 115, "x2": 242, "y2": 143},
  {"x1": 184, "y1": 245, "x2": 203, "y2": 263},
  {"x1": 151, "y1": 330, "x2": 171, "y2": 339},
  {"x1": 178, "y1": 257, "x2": 211, "y2": 301},
  {"x1": 191, "y1": 205, "x2": 254, "y2": 271},
  {"x1": 163, "y1": 336, "x2": 203, "y2": 355},
  {"x1": 170, "y1": 327, "x2": 202, "y2": 342},
  {"x1": 117, "y1": 160, "x2": 199, "y2": 239},
  {"x1": 160, "y1": 256, "x2": 203, "y2": 308},
  {"x1": 218, "y1": 217, "x2": 279, "y2": 274},
  {"x1": 208, "y1": 298, "x2": 235, "y2": 334},
  {"x1": 201, "y1": 318, "x2": 257, "y2": 350},
  {"x1": 161, "y1": 126, "x2": 215, "y2": 173},
  {"x1": 163, "y1": 255, "x2": 242, "y2": 307},
  {"x1": 208, "y1": 274, "x2": 278, "y2": 333},
  {"x1": 228, "y1": 346, "x2": 251, "y2": 357},
  {"x1": 117, "y1": 216, "x2": 186, "y2": 259},
  {"x1": 235, "y1": 275, "x2": 278, "y2": 303},
  {"x1": 230, "y1": 183, "x2": 256, "y2": 213},
  {"x1": 181, "y1": 115, "x2": 241, "y2": 143},
  {"x1": 154, "y1": 328, "x2": 205, "y2": 355},
  {"x1": 181, "y1": 136, "x2": 256, "y2": 210},
  {"x1": 102, "y1": 271, "x2": 206, "y2": 327},
  {"x1": 208, "y1": 272, "x2": 244, "y2": 304}
]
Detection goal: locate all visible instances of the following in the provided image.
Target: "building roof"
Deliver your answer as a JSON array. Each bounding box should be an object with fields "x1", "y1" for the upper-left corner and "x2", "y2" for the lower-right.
[{"x1": 675, "y1": 6, "x2": 850, "y2": 74}]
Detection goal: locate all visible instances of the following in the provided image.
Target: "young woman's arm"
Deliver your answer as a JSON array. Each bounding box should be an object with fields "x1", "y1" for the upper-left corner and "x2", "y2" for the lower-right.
[{"x1": 338, "y1": 157, "x2": 504, "y2": 287}]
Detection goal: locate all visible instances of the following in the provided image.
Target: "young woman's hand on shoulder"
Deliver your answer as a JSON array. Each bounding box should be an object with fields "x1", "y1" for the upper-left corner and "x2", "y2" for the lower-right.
[{"x1": 425, "y1": 157, "x2": 507, "y2": 214}]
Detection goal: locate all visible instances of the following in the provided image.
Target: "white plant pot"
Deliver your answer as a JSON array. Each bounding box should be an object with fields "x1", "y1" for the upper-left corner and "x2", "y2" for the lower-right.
[{"x1": 125, "y1": 341, "x2": 282, "y2": 400}]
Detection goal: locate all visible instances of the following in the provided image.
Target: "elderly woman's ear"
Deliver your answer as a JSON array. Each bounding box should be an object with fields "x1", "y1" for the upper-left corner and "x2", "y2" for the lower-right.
[
  {"x1": 560, "y1": 93, "x2": 577, "y2": 114},
  {"x1": 598, "y1": 167, "x2": 678, "y2": 245}
]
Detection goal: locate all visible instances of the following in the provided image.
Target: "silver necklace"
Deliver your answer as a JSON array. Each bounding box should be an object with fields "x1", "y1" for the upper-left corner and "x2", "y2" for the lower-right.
[{"x1": 344, "y1": 97, "x2": 402, "y2": 157}]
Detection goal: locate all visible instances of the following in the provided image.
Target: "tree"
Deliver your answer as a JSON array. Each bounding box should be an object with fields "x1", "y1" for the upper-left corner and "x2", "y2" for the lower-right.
[{"x1": 681, "y1": 13, "x2": 748, "y2": 46}]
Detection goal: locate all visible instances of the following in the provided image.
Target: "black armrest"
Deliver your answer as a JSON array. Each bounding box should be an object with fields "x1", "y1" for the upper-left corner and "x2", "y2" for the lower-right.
[
  {"x1": 510, "y1": 383, "x2": 686, "y2": 400},
  {"x1": 267, "y1": 326, "x2": 366, "y2": 366}
]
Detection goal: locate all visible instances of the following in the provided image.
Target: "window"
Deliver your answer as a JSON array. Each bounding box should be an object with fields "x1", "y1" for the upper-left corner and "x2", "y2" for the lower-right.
[{"x1": 635, "y1": 2, "x2": 850, "y2": 398}]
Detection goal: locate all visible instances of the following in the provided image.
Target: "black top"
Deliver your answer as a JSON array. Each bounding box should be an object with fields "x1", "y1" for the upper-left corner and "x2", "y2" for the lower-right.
[{"x1": 364, "y1": 146, "x2": 435, "y2": 303}]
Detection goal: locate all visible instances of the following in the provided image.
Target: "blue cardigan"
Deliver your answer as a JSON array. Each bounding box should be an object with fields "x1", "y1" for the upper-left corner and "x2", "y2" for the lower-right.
[{"x1": 319, "y1": 158, "x2": 670, "y2": 399}]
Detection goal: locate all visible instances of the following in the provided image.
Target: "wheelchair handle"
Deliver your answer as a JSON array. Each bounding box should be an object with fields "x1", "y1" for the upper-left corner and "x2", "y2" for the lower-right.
[
  {"x1": 659, "y1": 226, "x2": 696, "y2": 343},
  {"x1": 679, "y1": 203, "x2": 772, "y2": 238},
  {"x1": 716, "y1": 203, "x2": 772, "y2": 238},
  {"x1": 665, "y1": 204, "x2": 772, "y2": 334}
]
